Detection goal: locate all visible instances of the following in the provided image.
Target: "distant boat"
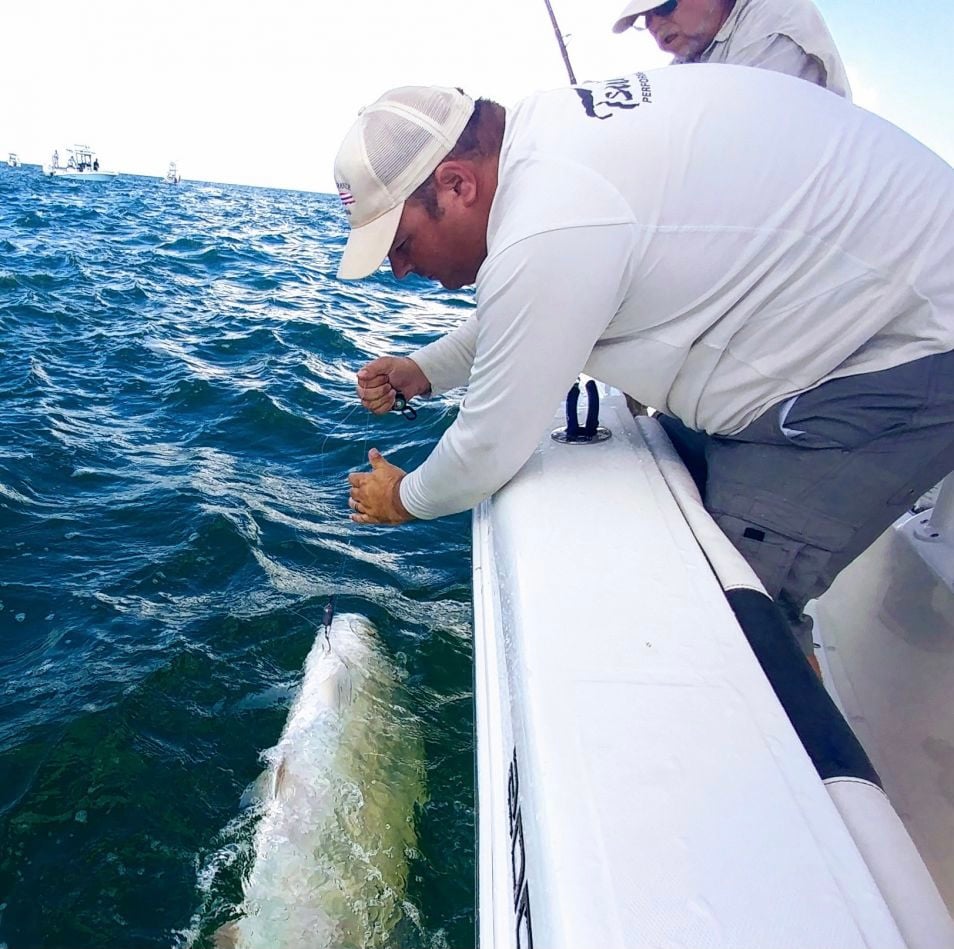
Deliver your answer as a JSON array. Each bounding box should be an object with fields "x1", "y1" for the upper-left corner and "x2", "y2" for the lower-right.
[
  {"x1": 7, "y1": 152, "x2": 20, "y2": 168},
  {"x1": 43, "y1": 145, "x2": 117, "y2": 181},
  {"x1": 163, "y1": 160, "x2": 181, "y2": 185}
]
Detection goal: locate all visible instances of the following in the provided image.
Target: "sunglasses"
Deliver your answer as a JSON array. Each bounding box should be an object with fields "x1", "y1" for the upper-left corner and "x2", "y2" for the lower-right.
[{"x1": 632, "y1": 0, "x2": 678, "y2": 29}]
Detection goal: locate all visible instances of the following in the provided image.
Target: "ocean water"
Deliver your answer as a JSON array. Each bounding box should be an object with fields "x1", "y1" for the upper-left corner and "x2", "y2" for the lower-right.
[{"x1": 0, "y1": 165, "x2": 476, "y2": 948}]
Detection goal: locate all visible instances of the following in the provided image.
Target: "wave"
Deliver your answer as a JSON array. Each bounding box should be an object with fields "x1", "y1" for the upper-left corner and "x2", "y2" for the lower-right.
[{"x1": 0, "y1": 168, "x2": 475, "y2": 949}]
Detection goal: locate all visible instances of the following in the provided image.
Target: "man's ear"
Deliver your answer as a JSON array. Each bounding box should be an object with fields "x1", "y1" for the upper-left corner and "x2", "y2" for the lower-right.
[{"x1": 434, "y1": 160, "x2": 479, "y2": 206}]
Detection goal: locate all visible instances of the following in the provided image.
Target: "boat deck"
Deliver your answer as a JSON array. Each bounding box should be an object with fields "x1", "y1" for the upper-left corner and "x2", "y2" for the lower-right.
[{"x1": 811, "y1": 518, "x2": 954, "y2": 912}]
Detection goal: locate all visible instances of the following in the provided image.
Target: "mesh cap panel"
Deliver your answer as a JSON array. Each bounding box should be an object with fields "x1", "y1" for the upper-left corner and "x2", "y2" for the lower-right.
[
  {"x1": 364, "y1": 111, "x2": 439, "y2": 193},
  {"x1": 390, "y1": 87, "x2": 456, "y2": 126}
]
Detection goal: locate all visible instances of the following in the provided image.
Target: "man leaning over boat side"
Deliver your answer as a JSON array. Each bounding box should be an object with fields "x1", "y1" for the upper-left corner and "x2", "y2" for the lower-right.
[
  {"x1": 337, "y1": 66, "x2": 954, "y2": 658},
  {"x1": 610, "y1": 0, "x2": 851, "y2": 98}
]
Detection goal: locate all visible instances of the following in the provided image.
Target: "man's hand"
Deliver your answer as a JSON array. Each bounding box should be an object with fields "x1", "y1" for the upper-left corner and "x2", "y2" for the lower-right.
[
  {"x1": 347, "y1": 449, "x2": 414, "y2": 525},
  {"x1": 356, "y1": 357, "x2": 431, "y2": 415}
]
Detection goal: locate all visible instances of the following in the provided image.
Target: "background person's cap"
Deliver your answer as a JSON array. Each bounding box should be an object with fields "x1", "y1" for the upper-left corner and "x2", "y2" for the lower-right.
[
  {"x1": 334, "y1": 86, "x2": 475, "y2": 280},
  {"x1": 611, "y1": 0, "x2": 662, "y2": 32}
]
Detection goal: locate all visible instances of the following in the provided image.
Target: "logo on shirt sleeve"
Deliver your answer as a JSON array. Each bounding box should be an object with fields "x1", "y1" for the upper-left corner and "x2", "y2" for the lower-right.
[{"x1": 575, "y1": 73, "x2": 653, "y2": 120}]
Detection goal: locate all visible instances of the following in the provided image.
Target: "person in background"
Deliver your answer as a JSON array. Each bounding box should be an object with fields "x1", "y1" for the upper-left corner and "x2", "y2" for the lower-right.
[
  {"x1": 335, "y1": 69, "x2": 954, "y2": 660},
  {"x1": 611, "y1": 0, "x2": 851, "y2": 98}
]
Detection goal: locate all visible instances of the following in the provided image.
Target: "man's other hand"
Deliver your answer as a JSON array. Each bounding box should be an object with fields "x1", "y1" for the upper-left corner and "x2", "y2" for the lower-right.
[{"x1": 347, "y1": 449, "x2": 413, "y2": 525}]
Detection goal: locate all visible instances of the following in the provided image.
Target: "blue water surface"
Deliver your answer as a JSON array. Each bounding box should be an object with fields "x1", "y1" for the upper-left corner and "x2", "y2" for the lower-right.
[{"x1": 0, "y1": 165, "x2": 475, "y2": 948}]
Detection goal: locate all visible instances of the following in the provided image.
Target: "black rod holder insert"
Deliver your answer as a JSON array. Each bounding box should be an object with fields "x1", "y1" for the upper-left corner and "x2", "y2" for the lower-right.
[{"x1": 551, "y1": 380, "x2": 612, "y2": 444}]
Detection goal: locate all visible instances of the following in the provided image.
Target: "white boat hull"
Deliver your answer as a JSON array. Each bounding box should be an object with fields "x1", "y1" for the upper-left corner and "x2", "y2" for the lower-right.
[
  {"x1": 43, "y1": 167, "x2": 116, "y2": 181},
  {"x1": 473, "y1": 387, "x2": 953, "y2": 948}
]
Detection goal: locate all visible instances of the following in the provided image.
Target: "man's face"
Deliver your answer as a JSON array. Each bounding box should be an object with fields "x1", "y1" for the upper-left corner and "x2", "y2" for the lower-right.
[
  {"x1": 387, "y1": 189, "x2": 486, "y2": 290},
  {"x1": 644, "y1": 0, "x2": 731, "y2": 60}
]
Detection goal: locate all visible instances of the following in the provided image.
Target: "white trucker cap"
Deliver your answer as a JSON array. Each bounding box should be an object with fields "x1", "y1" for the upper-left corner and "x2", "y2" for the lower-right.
[
  {"x1": 334, "y1": 85, "x2": 475, "y2": 280},
  {"x1": 612, "y1": 0, "x2": 664, "y2": 33}
]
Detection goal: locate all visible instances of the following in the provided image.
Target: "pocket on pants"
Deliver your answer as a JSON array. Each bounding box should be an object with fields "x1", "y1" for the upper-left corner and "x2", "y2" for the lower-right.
[{"x1": 712, "y1": 512, "x2": 805, "y2": 600}]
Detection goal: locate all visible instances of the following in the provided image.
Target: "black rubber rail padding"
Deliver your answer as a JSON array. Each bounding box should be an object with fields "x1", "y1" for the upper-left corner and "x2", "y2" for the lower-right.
[{"x1": 726, "y1": 587, "x2": 881, "y2": 786}]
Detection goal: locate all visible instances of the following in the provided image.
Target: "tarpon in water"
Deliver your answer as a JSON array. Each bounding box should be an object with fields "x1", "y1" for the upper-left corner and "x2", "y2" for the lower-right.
[{"x1": 212, "y1": 612, "x2": 426, "y2": 949}]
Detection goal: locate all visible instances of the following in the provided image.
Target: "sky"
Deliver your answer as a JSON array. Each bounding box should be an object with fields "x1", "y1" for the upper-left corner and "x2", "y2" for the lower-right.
[{"x1": 2, "y1": 0, "x2": 952, "y2": 193}]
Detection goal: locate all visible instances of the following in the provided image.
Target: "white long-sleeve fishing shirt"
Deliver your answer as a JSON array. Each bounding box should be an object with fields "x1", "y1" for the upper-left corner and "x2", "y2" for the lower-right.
[{"x1": 399, "y1": 65, "x2": 954, "y2": 520}]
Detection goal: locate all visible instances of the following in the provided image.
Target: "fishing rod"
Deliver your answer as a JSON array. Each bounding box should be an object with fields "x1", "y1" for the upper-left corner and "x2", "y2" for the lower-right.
[{"x1": 541, "y1": 0, "x2": 577, "y2": 85}]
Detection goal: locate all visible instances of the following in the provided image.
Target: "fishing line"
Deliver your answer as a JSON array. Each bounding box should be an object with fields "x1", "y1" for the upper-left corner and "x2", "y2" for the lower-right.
[
  {"x1": 312, "y1": 370, "x2": 416, "y2": 641},
  {"x1": 310, "y1": 370, "x2": 376, "y2": 642}
]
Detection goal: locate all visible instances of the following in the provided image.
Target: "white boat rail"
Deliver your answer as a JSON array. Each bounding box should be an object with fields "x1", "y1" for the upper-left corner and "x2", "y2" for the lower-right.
[{"x1": 473, "y1": 386, "x2": 953, "y2": 948}]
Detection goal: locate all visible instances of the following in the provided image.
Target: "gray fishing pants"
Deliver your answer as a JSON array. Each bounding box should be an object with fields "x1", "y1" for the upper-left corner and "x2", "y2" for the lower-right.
[{"x1": 659, "y1": 349, "x2": 954, "y2": 652}]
